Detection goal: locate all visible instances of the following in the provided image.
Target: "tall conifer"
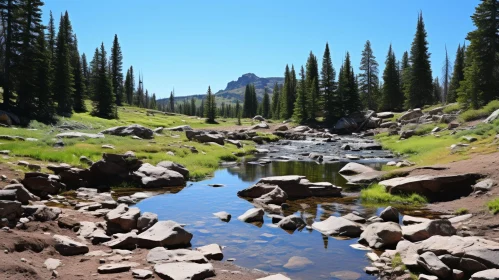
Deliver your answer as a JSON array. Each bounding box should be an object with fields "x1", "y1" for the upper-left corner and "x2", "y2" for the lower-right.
[
  {"x1": 321, "y1": 42, "x2": 337, "y2": 122},
  {"x1": 359, "y1": 40, "x2": 379, "y2": 110},
  {"x1": 110, "y1": 34, "x2": 123, "y2": 106}
]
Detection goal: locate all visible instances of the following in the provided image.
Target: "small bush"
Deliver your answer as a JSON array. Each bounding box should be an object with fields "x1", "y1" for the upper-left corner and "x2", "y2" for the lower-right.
[
  {"x1": 360, "y1": 184, "x2": 428, "y2": 205},
  {"x1": 443, "y1": 103, "x2": 461, "y2": 114},
  {"x1": 487, "y1": 199, "x2": 499, "y2": 214},
  {"x1": 455, "y1": 208, "x2": 469, "y2": 215},
  {"x1": 460, "y1": 100, "x2": 499, "y2": 122}
]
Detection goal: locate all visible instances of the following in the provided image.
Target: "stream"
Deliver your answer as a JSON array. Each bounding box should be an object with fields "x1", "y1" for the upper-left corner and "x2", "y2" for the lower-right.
[{"x1": 135, "y1": 138, "x2": 397, "y2": 280}]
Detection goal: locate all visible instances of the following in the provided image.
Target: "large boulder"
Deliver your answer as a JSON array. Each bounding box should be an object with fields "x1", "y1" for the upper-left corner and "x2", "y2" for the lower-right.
[
  {"x1": 137, "y1": 212, "x2": 158, "y2": 232},
  {"x1": 164, "y1": 125, "x2": 193, "y2": 132},
  {"x1": 275, "y1": 125, "x2": 289, "y2": 131},
  {"x1": 417, "y1": 252, "x2": 451, "y2": 279},
  {"x1": 339, "y1": 162, "x2": 375, "y2": 175},
  {"x1": 250, "y1": 122, "x2": 270, "y2": 129},
  {"x1": 277, "y1": 215, "x2": 305, "y2": 231},
  {"x1": 100, "y1": 124, "x2": 153, "y2": 139},
  {"x1": 379, "y1": 206, "x2": 399, "y2": 223},
  {"x1": 156, "y1": 161, "x2": 190, "y2": 179},
  {"x1": 102, "y1": 232, "x2": 138, "y2": 250},
  {"x1": 105, "y1": 204, "x2": 141, "y2": 233},
  {"x1": 253, "y1": 186, "x2": 288, "y2": 205},
  {"x1": 252, "y1": 176, "x2": 341, "y2": 198},
  {"x1": 137, "y1": 220, "x2": 193, "y2": 249},
  {"x1": 0, "y1": 200, "x2": 22, "y2": 221},
  {"x1": 379, "y1": 174, "x2": 479, "y2": 201},
  {"x1": 237, "y1": 208, "x2": 264, "y2": 223},
  {"x1": 0, "y1": 189, "x2": 17, "y2": 201},
  {"x1": 399, "y1": 109, "x2": 423, "y2": 122},
  {"x1": 25, "y1": 205, "x2": 61, "y2": 221},
  {"x1": 253, "y1": 115, "x2": 266, "y2": 122},
  {"x1": 53, "y1": 234, "x2": 89, "y2": 256},
  {"x1": 237, "y1": 184, "x2": 279, "y2": 198},
  {"x1": 402, "y1": 220, "x2": 456, "y2": 242},
  {"x1": 377, "y1": 112, "x2": 394, "y2": 119},
  {"x1": 311, "y1": 216, "x2": 363, "y2": 237},
  {"x1": 186, "y1": 130, "x2": 225, "y2": 145},
  {"x1": 21, "y1": 175, "x2": 64, "y2": 198},
  {"x1": 196, "y1": 244, "x2": 223, "y2": 261},
  {"x1": 335, "y1": 117, "x2": 357, "y2": 131},
  {"x1": 471, "y1": 269, "x2": 499, "y2": 280},
  {"x1": 358, "y1": 222, "x2": 402, "y2": 249},
  {"x1": 133, "y1": 163, "x2": 185, "y2": 188},
  {"x1": 484, "y1": 109, "x2": 499, "y2": 124},
  {"x1": 3, "y1": 184, "x2": 39, "y2": 204},
  {"x1": 154, "y1": 262, "x2": 215, "y2": 280}
]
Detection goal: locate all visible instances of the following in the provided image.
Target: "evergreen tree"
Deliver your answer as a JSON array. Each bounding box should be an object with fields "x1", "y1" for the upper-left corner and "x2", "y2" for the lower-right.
[
  {"x1": 204, "y1": 86, "x2": 216, "y2": 122},
  {"x1": 129, "y1": 66, "x2": 135, "y2": 104},
  {"x1": 136, "y1": 75, "x2": 144, "y2": 107},
  {"x1": 262, "y1": 87, "x2": 270, "y2": 118},
  {"x1": 17, "y1": 0, "x2": 44, "y2": 120},
  {"x1": 0, "y1": 0, "x2": 21, "y2": 108},
  {"x1": 400, "y1": 50, "x2": 411, "y2": 101},
  {"x1": 442, "y1": 46, "x2": 451, "y2": 103},
  {"x1": 169, "y1": 90, "x2": 174, "y2": 112},
  {"x1": 54, "y1": 13, "x2": 74, "y2": 116},
  {"x1": 110, "y1": 34, "x2": 123, "y2": 106},
  {"x1": 305, "y1": 51, "x2": 319, "y2": 120},
  {"x1": 250, "y1": 84, "x2": 258, "y2": 116},
  {"x1": 34, "y1": 28, "x2": 55, "y2": 122},
  {"x1": 448, "y1": 44, "x2": 465, "y2": 103},
  {"x1": 321, "y1": 42, "x2": 337, "y2": 122},
  {"x1": 279, "y1": 65, "x2": 291, "y2": 119},
  {"x1": 380, "y1": 44, "x2": 403, "y2": 111},
  {"x1": 144, "y1": 89, "x2": 149, "y2": 108},
  {"x1": 432, "y1": 77, "x2": 442, "y2": 103},
  {"x1": 340, "y1": 52, "x2": 361, "y2": 115},
  {"x1": 271, "y1": 82, "x2": 280, "y2": 119},
  {"x1": 91, "y1": 43, "x2": 116, "y2": 118},
  {"x1": 150, "y1": 93, "x2": 157, "y2": 109},
  {"x1": 235, "y1": 100, "x2": 241, "y2": 125},
  {"x1": 242, "y1": 84, "x2": 251, "y2": 118},
  {"x1": 72, "y1": 35, "x2": 85, "y2": 112},
  {"x1": 359, "y1": 40, "x2": 379, "y2": 110},
  {"x1": 460, "y1": 0, "x2": 498, "y2": 105},
  {"x1": 190, "y1": 98, "x2": 195, "y2": 116},
  {"x1": 293, "y1": 65, "x2": 307, "y2": 123},
  {"x1": 88, "y1": 48, "x2": 99, "y2": 99},
  {"x1": 406, "y1": 12, "x2": 433, "y2": 108},
  {"x1": 47, "y1": 10, "x2": 55, "y2": 60},
  {"x1": 81, "y1": 53, "x2": 89, "y2": 97}
]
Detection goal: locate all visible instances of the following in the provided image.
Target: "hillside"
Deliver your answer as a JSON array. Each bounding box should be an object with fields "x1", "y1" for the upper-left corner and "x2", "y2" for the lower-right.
[{"x1": 158, "y1": 73, "x2": 284, "y2": 105}]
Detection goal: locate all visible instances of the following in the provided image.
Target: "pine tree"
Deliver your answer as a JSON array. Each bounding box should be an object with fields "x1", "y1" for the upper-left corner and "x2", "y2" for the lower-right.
[
  {"x1": 321, "y1": 42, "x2": 337, "y2": 122},
  {"x1": 136, "y1": 75, "x2": 144, "y2": 107},
  {"x1": 262, "y1": 88, "x2": 270, "y2": 118},
  {"x1": 190, "y1": 98, "x2": 195, "y2": 116},
  {"x1": 400, "y1": 51, "x2": 411, "y2": 101},
  {"x1": 442, "y1": 46, "x2": 451, "y2": 103},
  {"x1": 35, "y1": 28, "x2": 55, "y2": 122},
  {"x1": 169, "y1": 90, "x2": 174, "y2": 112},
  {"x1": 0, "y1": 0, "x2": 21, "y2": 108},
  {"x1": 359, "y1": 40, "x2": 379, "y2": 110},
  {"x1": 72, "y1": 35, "x2": 86, "y2": 112},
  {"x1": 47, "y1": 10, "x2": 55, "y2": 60},
  {"x1": 88, "y1": 48, "x2": 99, "y2": 100},
  {"x1": 81, "y1": 53, "x2": 89, "y2": 98},
  {"x1": 293, "y1": 65, "x2": 307, "y2": 123},
  {"x1": 204, "y1": 86, "x2": 216, "y2": 122},
  {"x1": 432, "y1": 77, "x2": 442, "y2": 103},
  {"x1": 150, "y1": 93, "x2": 157, "y2": 109},
  {"x1": 145, "y1": 90, "x2": 149, "y2": 108},
  {"x1": 17, "y1": 0, "x2": 44, "y2": 120},
  {"x1": 271, "y1": 82, "x2": 280, "y2": 119},
  {"x1": 91, "y1": 43, "x2": 116, "y2": 118},
  {"x1": 110, "y1": 34, "x2": 123, "y2": 106},
  {"x1": 242, "y1": 84, "x2": 251, "y2": 118},
  {"x1": 340, "y1": 52, "x2": 361, "y2": 115},
  {"x1": 54, "y1": 13, "x2": 74, "y2": 116},
  {"x1": 305, "y1": 51, "x2": 319, "y2": 120},
  {"x1": 458, "y1": 57, "x2": 482, "y2": 109},
  {"x1": 448, "y1": 44, "x2": 465, "y2": 103},
  {"x1": 406, "y1": 12, "x2": 433, "y2": 108},
  {"x1": 250, "y1": 84, "x2": 258, "y2": 116},
  {"x1": 380, "y1": 44, "x2": 403, "y2": 111},
  {"x1": 235, "y1": 100, "x2": 241, "y2": 125},
  {"x1": 460, "y1": 0, "x2": 498, "y2": 105}
]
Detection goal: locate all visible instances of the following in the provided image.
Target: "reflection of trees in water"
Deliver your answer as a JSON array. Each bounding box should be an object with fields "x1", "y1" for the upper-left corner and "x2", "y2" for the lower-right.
[{"x1": 227, "y1": 161, "x2": 351, "y2": 186}]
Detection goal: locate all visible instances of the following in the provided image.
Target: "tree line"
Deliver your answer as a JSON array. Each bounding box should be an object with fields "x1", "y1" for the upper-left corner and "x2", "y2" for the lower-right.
[{"x1": 0, "y1": 0, "x2": 160, "y2": 124}]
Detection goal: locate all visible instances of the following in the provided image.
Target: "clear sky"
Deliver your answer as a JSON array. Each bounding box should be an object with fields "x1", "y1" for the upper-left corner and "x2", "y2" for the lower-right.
[{"x1": 42, "y1": 0, "x2": 479, "y2": 99}]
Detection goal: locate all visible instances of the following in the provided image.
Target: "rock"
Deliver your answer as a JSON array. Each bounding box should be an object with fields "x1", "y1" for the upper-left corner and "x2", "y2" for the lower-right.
[
  {"x1": 132, "y1": 269, "x2": 153, "y2": 279},
  {"x1": 165, "y1": 125, "x2": 193, "y2": 132},
  {"x1": 225, "y1": 139, "x2": 242, "y2": 148},
  {"x1": 402, "y1": 220, "x2": 456, "y2": 242},
  {"x1": 417, "y1": 252, "x2": 451, "y2": 279},
  {"x1": 0, "y1": 200, "x2": 22, "y2": 221},
  {"x1": 253, "y1": 115, "x2": 266, "y2": 121},
  {"x1": 196, "y1": 244, "x2": 223, "y2": 261},
  {"x1": 156, "y1": 161, "x2": 189, "y2": 179},
  {"x1": 77, "y1": 221, "x2": 97, "y2": 238},
  {"x1": 44, "y1": 258, "x2": 61, "y2": 270},
  {"x1": 213, "y1": 211, "x2": 231, "y2": 222},
  {"x1": 275, "y1": 125, "x2": 288, "y2": 131},
  {"x1": 473, "y1": 179, "x2": 496, "y2": 192},
  {"x1": 338, "y1": 162, "x2": 375, "y2": 175},
  {"x1": 381, "y1": 121, "x2": 397, "y2": 128},
  {"x1": 154, "y1": 262, "x2": 215, "y2": 279},
  {"x1": 463, "y1": 136, "x2": 478, "y2": 142},
  {"x1": 147, "y1": 247, "x2": 207, "y2": 264},
  {"x1": 431, "y1": 127, "x2": 441, "y2": 133},
  {"x1": 53, "y1": 234, "x2": 89, "y2": 256},
  {"x1": 89, "y1": 229, "x2": 112, "y2": 244},
  {"x1": 377, "y1": 112, "x2": 394, "y2": 119},
  {"x1": 56, "y1": 132, "x2": 104, "y2": 139},
  {"x1": 237, "y1": 184, "x2": 277, "y2": 198},
  {"x1": 253, "y1": 186, "x2": 288, "y2": 205},
  {"x1": 277, "y1": 215, "x2": 305, "y2": 231},
  {"x1": 137, "y1": 220, "x2": 193, "y2": 249},
  {"x1": 21, "y1": 175, "x2": 64, "y2": 198},
  {"x1": 453, "y1": 269, "x2": 465, "y2": 280},
  {"x1": 379, "y1": 173, "x2": 479, "y2": 200},
  {"x1": 399, "y1": 109, "x2": 423, "y2": 121},
  {"x1": 292, "y1": 126, "x2": 310, "y2": 133},
  {"x1": 257, "y1": 274, "x2": 291, "y2": 280},
  {"x1": 471, "y1": 269, "x2": 499, "y2": 280},
  {"x1": 364, "y1": 266, "x2": 379, "y2": 274},
  {"x1": 400, "y1": 130, "x2": 415, "y2": 139},
  {"x1": 418, "y1": 274, "x2": 438, "y2": 280},
  {"x1": 101, "y1": 124, "x2": 153, "y2": 139},
  {"x1": 102, "y1": 232, "x2": 138, "y2": 250},
  {"x1": 238, "y1": 208, "x2": 264, "y2": 223},
  {"x1": 460, "y1": 257, "x2": 488, "y2": 273},
  {"x1": 105, "y1": 204, "x2": 140, "y2": 233},
  {"x1": 283, "y1": 256, "x2": 313, "y2": 271},
  {"x1": 484, "y1": 109, "x2": 499, "y2": 124},
  {"x1": 0, "y1": 189, "x2": 17, "y2": 201},
  {"x1": 250, "y1": 176, "x2": 341, "y2": 198},
  {"x1": 402, "y1": 215, "x2": 431, "y2": 225},
  {"x1": 311, "y1": 216, "x2": 363, "y2": 237},
  {"x1": 101, "y1": 144, "x2": 115, "y2": 149},
  {"x1": 58, "y1": 217, "x2": 80, "y2": 229},
  {"x1": 335, "y1": 117, "x2": 357, "y2": 131},
  {"x1": 448, "y1": 214, "x2": 473, "y2": 224},
  {"x1": 448, "y1": 122, "x2": 460, "y2": 129},
  {"x1": 133, "y1": 163, "x2": 185, "y2": 188},
  {"x1": 428, "y1": 107, "x2": 444, "y2": 116},
  {"x1": 379, "y1": 206, "x2": 399, "y2": 223},
  {"x1": 342, "y1": 213, "x2": 366, "y2": 223},
  {"x1": 98, "y1": 263, "x2": 132, "y2": 274},
  {"x1": 194, "y1": 132, "x2": 225, "y2": 145},
  {"x1": 358, "y1": 222, "x2": 402, "y2": 249},
  {"x1": 137, "y1": 212, "x2": 158, "y2": 232}
]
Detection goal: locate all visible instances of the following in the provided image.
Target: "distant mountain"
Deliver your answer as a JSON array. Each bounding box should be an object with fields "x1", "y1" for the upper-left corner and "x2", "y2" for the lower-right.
[{"x1": 157, "y1": 73, "x2": 284, "y2": 105}]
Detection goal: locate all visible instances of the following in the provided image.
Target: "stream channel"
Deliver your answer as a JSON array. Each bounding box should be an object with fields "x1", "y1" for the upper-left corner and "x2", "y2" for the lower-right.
[{"x1": 135, "y1": 137, "x2": 405, "y2": 280}]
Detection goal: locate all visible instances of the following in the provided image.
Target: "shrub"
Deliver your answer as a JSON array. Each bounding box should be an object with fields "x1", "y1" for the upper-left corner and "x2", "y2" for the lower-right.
[
  {"x1": 360, "y1": 184, "x2": 428, "y2": 205},
  {"x1": 460, "y1": 100, "x2": 499, "y2": 122},
  {"x1": 487, "y1": 199, "x2": 499, "y2": 214},
  {"x1": 443, "y1": 103, "x2": 461, "y2": 114},
  {"x1": 455, "y1": 208, "x2": 469, "y2": 215}
]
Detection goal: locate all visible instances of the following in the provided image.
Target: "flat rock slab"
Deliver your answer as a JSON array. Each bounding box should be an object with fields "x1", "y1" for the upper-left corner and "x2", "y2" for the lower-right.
[
  {"x1": 311, "y1": 216, "x2": 363, "y2": 237},
  {"x1": 338, "y1": 162, "x2": 375, "y2": 175},
  {"x1": 146, "y1": 247, "x2": 207, "y2": 264},
  {"x1": 44, "y1": 258, "x2": 61, "y2": 270},
  {"x1": 132, "y1": 269, "x2": 153, "y2": 279},
  {"x1": 283, "y1": 256, "x2": 313, "y2": 271},
  {"x1": 137, "y1": 220, "x2": 193, "y2": 249},
  {"x1": 471, "y1": 269, "x2": 499, "y2": 280},
  {"x1": 257, "y1": 274, "x2": 291, "y2": 280},
  {"x1": 154, "y1": 262, "x2": 215, "y2": 280},
  {"x1": 213, "y1": 211, "x2": 231, "y2": 222},
  {"x1": 196, "y1": 244, "x2": 223, "y2": 261},
  {"x1": 98, "y1": 263, "x2": 132, "y2": 274},
  {"x1": 237, "y1": 208, "x2": 264, "y2": 223},
  {"x1": 53, "y1": 234, "x2": 89, "y2": 256}
]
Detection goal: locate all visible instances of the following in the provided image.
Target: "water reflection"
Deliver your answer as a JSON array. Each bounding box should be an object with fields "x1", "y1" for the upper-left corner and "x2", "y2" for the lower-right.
[{"x1": 135, "y1": 161, "x2": 381, "y2": 280}]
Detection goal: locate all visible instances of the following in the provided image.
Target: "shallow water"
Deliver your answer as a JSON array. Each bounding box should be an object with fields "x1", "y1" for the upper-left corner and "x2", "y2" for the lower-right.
[{"x1": 135, "y1": 159, "x2": 390, "y2": 280}]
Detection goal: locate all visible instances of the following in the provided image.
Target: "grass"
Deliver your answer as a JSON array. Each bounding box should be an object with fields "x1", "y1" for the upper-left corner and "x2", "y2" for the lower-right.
[
  {"x1": 360, "y1": 184, "x2": 428, "y2": 205},
  {"x1": 455, "y1": 208, "x2": 469, "y2": 215},
  {"x1": 459, "y1": 100, "x2": 499, "y2": 122},
  {"x1": 487, "y1": 199, "x2": 499, "y2": 214},
  {"x1": 0, "y1": 101, "x2": 260, "y2": 180},
  {"x1": 256, "y1": 132, "x2": 280, "y2": 142},
  {"x1": 443, "y1": 103, "x2": 461, "y2": 114}
]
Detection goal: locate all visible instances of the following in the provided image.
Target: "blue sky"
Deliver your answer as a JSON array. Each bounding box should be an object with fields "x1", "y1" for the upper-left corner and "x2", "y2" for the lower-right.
[{"x1": 42, "y1": 0, "x2": 479, "y2": 99}]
